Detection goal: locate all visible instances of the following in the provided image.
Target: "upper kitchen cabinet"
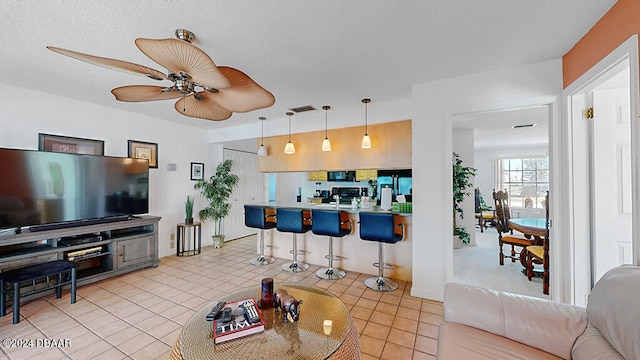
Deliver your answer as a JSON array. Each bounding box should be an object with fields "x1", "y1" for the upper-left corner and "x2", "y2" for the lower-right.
[
  {"x1": 356, "y1": 169, "x2": 378, "y2": 181},
  {"x1": 308, "y1": 171, "x2": 328, "y2": 181}
]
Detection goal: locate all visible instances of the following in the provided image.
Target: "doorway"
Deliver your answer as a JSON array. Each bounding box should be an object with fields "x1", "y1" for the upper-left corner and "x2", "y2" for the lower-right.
[
  {"x1": 564, "y1": 35, "x2": 639, "y2": 307},
  {"x1": 452, "y1": 106, "x2": 550, "y2": 298},
  {"x1": 223, "y1": 148, "x2": 264, "y2": 241}
]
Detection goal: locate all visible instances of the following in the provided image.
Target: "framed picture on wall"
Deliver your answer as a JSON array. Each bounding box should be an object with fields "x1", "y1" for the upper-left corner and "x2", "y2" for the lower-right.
[
  {"x1": 128, "y1": 140, "x2": 158, "y2": 168},
  {"x1": 38, "y1": 133, "x2": 105, "y2": 155},
  {"x1": 190, "y1": 162, "x2": 204, "y2": 181}
]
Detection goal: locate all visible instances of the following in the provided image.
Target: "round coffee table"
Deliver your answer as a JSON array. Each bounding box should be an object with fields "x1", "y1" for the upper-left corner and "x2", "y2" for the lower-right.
[{"x1": 170, "y1": 284, "x2": 360, "y2": 359}]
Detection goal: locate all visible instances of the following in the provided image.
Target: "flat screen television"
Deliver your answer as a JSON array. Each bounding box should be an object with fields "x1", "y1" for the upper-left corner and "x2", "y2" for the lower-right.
[{"x1": 0, "y1": 148, "x2": 149, "y2": 232}]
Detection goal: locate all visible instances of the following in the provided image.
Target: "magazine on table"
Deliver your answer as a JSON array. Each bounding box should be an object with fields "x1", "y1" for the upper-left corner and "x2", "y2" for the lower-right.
[{"x1": 213, "y1": 298, "x2": 265, "y2": 344}]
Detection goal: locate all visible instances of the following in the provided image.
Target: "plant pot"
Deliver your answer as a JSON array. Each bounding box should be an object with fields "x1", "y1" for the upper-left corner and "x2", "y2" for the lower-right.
[
  {"x1": 453, "y1": 235, "x2": 464, "y2": 249},
  {"x1": 212, "y1": 235, "x2": 225, "y2": 249},
  {"x1": 185, "y1": 217, "x2": 193, "y2": 225}
]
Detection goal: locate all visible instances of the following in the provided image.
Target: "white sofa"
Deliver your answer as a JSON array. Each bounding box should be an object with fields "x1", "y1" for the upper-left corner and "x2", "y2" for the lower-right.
[{"x1": 437, "y1": 265, "x2": 640, "y2": 359}]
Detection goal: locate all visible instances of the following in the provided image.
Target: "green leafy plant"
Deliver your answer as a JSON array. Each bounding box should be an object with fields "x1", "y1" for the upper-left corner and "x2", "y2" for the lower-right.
[
  {"x1": 453, "y1": 225, "x2": 471, "y2": 244},
  {"x1": 185, "y1": 195, "x2": 194, "y2": 222},
  {"x1": 453, "y1": 152, "x2": 477, "y2": 244},
  {"x1": 194, "y1": 160, "x2": 239, "y2": 237}
]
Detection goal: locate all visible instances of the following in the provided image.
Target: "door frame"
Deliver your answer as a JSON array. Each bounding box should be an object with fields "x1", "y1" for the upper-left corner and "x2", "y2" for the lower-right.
[{"x1": 561, "y1": 34, "x2": 640, "y2": 306}]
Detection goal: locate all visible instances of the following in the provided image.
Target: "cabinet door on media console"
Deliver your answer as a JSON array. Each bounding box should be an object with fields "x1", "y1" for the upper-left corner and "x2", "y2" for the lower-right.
[{"x1": 115, "y1": 235, "x2": 155, "y2": 269}]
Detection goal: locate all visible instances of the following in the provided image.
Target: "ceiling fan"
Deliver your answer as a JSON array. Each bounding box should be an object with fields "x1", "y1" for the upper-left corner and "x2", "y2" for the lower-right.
[{"x1": 47, "y1": 29, "x2": 275, "y2": 121}]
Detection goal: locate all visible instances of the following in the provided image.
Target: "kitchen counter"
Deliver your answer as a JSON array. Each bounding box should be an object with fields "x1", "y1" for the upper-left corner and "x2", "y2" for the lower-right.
[
  {"x1": 253, "y1": 201, "x2": 413, "y2": 216},
  {"x1": 245, "y1": 202, "x2": 413, "y2": 281}
]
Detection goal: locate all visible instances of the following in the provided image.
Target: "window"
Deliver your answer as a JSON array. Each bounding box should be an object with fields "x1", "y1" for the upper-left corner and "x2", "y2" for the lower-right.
[{"x1": 497, "y1": 156, "x2": 549, "y2": 209}]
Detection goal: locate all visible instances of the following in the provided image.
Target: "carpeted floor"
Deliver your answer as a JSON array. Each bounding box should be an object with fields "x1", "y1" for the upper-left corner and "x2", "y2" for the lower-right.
[{"x1": 453, "y1": 227, "x2": 549, "y2": 300}]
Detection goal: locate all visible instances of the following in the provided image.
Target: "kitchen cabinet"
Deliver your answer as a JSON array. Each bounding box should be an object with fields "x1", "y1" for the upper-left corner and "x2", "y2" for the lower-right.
[
  {"x1": 356, "y1": 169, "x2": 378, "y2": 181},
  {"x1": 308, "y1": 171, "x2": 328, "y2": 181}
]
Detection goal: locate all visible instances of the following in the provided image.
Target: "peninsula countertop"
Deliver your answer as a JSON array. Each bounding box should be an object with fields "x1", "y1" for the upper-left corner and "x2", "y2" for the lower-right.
[{"x1": 247, "y1": 201, "x2": 413, "y2": 216}]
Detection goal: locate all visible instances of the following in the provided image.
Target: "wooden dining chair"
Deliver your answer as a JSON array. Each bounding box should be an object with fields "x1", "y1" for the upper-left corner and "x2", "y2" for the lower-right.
[
  {"x1": 492, "y1": 189, "x2": 536, "y2": 265},
  {"x1": 525, "y1": 191, "x2": 550, "y2": 295}
]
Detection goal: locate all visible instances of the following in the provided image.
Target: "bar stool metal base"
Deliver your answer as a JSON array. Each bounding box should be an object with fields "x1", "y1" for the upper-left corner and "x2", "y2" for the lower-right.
[
  {"x1": 316, "y1": 267, "x2": 346, "y2": 280},
  {"x1": 365, "y1": 277, "x2": 399, "y2": 292},
  {"x1": 249, "y1": 255, "x2": 275, "y2": 266},
  {"x1": 282, "y1": 261, "x2": 309, "y2": 273}
]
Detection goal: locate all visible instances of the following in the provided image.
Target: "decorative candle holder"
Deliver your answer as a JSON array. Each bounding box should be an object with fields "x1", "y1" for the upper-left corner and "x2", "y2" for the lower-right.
[{"x1": 259, "y1": 277, "x2": 274, "y2": 309}]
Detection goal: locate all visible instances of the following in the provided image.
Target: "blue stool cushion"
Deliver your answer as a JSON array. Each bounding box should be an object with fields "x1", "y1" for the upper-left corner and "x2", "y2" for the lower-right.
[
  {"x1": 245, "y1": 205, "x2": 277, "y2": 230},
  {"x1": 312, "y1": 210, "x2": 350, "y2": 237},
  {"x1": 359, "y1": 212, "x2": 402, "y2": 244},
  {"x1": 0, "y1": 260, "x2": 78, "y2": 283},
  {"x1": 276, "y1": 208, "x2": 312, "y2": 234}
]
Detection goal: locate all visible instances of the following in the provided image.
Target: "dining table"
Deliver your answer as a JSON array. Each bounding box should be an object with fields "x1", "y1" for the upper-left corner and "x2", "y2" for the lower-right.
[
  {"x1": 508, "y1": 217, "x2": 548, "y2": 268},
  {"x1": 508, "y1": 217, "x2": 548, "y2": 239}
]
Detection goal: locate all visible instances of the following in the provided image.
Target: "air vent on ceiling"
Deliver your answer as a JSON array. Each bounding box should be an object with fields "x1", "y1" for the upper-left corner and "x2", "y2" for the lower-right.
[
  {"x1": 511, "y1": 123, "x2": 537, "y2": 129},
  {"x1": 288, "y1": 105, "x2": 317, "y2": 113}
]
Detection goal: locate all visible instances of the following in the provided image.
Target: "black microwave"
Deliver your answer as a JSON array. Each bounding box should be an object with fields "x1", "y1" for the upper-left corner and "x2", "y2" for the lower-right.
[{"x1": 327, "y1": 171, "x2": 356, "y2": 182}]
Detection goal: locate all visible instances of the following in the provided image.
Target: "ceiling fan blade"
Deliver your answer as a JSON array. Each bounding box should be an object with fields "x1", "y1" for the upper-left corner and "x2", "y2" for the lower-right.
[
  {"x1": 213, "y1": 67, "x2": 276, "y2": 112},
  {"x1": 175, "y1": 92, "x2": 232, "y2": 121},
  {"x1": 135, "y1": 38, "x2": 230, "y2": 90},
  {"x1": 47, "y1": 46, "x2": 168, "y2": 80},
  {"x1": 111, "y1": 85, "x2": 183, "y2": 102}
]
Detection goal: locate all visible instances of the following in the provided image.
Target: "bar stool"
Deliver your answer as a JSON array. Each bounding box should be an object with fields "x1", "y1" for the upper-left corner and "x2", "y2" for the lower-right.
[
  {"x1": 244, "y1": 205, "x2": 277, "y2": 266},
  {"x1": 311, "y1": 209, "x2": 352, "y2": 280},
  {"x1": 359, "y1": 212, "x2": 404, "y2": 292},
  {"x1": 276, "y1": 208, "x2": 311, "y2": 273}
]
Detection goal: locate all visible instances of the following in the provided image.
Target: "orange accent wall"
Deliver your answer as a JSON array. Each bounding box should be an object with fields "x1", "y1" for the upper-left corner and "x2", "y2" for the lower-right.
[{"x1": 563, "y1": 0, "x2": 640, "y2": 88}]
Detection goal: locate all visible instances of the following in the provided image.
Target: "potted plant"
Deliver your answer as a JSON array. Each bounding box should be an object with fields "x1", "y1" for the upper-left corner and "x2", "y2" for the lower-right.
[
  {"x1": 185, "y1": 195, "x2": 194, "y2": 224},
  {"x1": 452, "y1": 152, "x2": 477, "y2": 247},
  {"x1": 194, "y1": 160, "x2": 239, "y2": 248}
]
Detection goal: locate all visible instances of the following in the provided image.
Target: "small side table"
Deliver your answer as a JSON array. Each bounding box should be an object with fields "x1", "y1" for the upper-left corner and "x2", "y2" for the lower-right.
[{"x1": 177, "y1": 222, "x2": 202, "y2": 257}]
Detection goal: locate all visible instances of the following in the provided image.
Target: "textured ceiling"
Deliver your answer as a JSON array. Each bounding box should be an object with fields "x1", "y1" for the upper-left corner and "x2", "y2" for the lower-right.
[{"x1": 1, "y1": 0, "x2": 616, "y2": 131}]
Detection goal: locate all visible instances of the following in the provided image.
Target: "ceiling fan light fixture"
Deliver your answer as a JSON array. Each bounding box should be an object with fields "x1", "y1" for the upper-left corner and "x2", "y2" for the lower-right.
[
  {"x1": 284, "y1": 112, "x2": 296, "y2": 154},
  {"x1": 258, "y1": 116, "x2": 267, "y2": 156},
  {"x1": 322, "y1": 105, "x2": 332, "y2": 152},
  {"x1": 48, "y1": 30, "x2": 275, "y2": 122},
  {"x1": 175, "y1": 29, "x2": 195, "y2": 43},
  {"x1": 361, "y1": 98, "x2": 372, "y2": 149}
]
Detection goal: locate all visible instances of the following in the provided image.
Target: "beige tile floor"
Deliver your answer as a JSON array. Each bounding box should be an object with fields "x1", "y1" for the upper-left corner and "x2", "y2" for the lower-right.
[{"x1": 0, "y1": 235, "x2": 442, "y2": 359}]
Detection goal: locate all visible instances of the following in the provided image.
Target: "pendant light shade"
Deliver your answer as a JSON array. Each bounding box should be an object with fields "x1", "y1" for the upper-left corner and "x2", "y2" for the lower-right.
[
  {"x1": 284, "y1": 112, "x2": 296, "y2": 154},
  {"x1": 322, "y1": 105, "x2": 332, "y2": 152},
  {"x1": 257, "y1": 116, "x2": 267, "y2": 156},
  {"x1": 361, "y1": 98, "x2": 372, "y2": 149}
]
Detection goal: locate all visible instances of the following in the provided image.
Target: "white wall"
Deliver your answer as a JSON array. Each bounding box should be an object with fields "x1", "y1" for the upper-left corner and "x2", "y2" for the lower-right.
[
  {"x1": 409, "y1": 59, "x2": 562, "y2": 301},
  {"x1": 0, "y1": 83, "x2": 215, "y2": 258},
  {"x1": 452, "y1": 128, "x2": 476, "y2": 245}
]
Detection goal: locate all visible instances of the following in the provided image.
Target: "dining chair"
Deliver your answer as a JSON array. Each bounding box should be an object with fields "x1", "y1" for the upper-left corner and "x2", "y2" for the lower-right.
[
  {"x1": 525, "y1": 191, "x2": 550, "y2": 295},
  {"x1": 492, "y1": 189, "x2": 536, "y2": 265}
]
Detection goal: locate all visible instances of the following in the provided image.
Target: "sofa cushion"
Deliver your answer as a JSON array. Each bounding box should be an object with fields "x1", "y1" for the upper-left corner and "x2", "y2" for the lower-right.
[
  {"x1": 587, "y1": 265, "x2": 640, "y2": 360},
  {"x1": 444, "y1": 283, "x2": 587, "y2": 359},
  {"x1": 572, "y1": 323, "x2": 624, "y2": 360},
  {"x1": 438, "y1": 322, "x2": 561, "y2": 360}
]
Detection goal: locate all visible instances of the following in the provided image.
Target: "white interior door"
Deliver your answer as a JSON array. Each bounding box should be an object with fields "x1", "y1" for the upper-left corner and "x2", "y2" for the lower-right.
[
  {"x1": 565, "y1": 34, "x2": 639, "y2": 307},
  {"x1": 591, "y1": 72, "x2": 633, "y2": 284},
  {"x1": 223, "y1": 149, "x2": 263, "y2": 240}
]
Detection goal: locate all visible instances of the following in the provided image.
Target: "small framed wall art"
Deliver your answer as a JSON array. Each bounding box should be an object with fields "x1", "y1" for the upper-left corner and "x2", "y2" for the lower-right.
[
  {"x1": 128, "y1": 140, "x2": 158, "y2": 168},
  {"x1": 38, "y1": 133, "x2": 105, "y2": 155},
  {"x1": 190, "y1": 162, "x2": 204, "y2": 180}
]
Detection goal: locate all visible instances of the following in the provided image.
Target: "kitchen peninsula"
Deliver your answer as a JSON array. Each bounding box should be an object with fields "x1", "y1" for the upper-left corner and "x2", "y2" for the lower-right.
[
  {"x1": 247, "y1": 202, "x2": 413, "y2": 281},
  {"x1": 252, "y1": 119, "x2": 413, "y2": 280}
]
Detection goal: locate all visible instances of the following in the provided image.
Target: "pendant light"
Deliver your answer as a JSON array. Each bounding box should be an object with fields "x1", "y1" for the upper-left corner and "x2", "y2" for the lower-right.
[
  {"x1": 284, "y1": 112, "x2": 296, "y2": 154},
  {"x1": 257, "y1": 116, "x2": 267, "y2": 156},
  {"x1": 361, "y1": 98, "x2": 372, "y2": 149},
  {"x1": 322, "y1": 105, "x2": 332, "y2": 152}
]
